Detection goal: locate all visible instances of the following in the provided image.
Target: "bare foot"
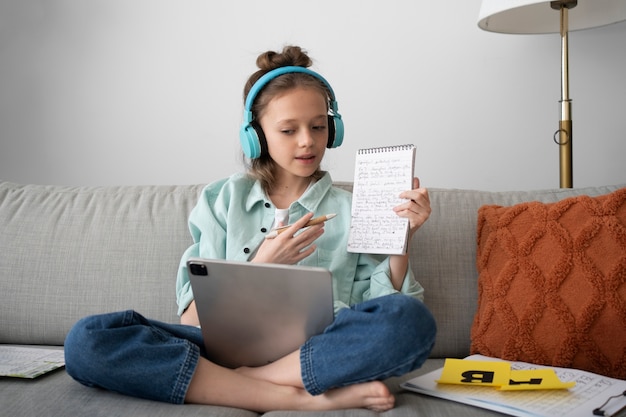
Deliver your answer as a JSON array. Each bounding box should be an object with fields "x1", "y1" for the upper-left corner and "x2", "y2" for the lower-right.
[
  {"x1": 188, "y1": 357, "x2": 395, "y2": 412},
  {"x1": 310, "y1": 380, "x2": 395, "y2": 412},
  {"x1": 236, "y1": 358, "x2": 395, "y2": 411}
]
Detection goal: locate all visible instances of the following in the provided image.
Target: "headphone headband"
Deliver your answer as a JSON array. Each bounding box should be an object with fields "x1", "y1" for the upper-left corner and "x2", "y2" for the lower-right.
[
  {"x1": 244, "y1": 66, "x2": 338, "y2": 122},
  {"x1": 240, "y1": 65, "x2": 344, "y2": 159}
]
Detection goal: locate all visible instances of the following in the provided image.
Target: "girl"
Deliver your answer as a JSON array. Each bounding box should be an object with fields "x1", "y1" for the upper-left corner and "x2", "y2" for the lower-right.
[{"x1": 65, "y1": 45, "x2": 436, "y2": 412}]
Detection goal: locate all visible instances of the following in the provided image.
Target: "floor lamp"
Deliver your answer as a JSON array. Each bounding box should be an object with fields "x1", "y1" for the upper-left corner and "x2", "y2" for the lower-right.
[{"x1": 477, "y1": 0, "x2": 626, "y2": 188}]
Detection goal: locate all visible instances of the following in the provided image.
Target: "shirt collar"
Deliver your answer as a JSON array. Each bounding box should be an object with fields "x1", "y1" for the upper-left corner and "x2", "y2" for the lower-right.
[
  {"x1": 244, "y1": 171, "x2": 333, "y2": 212},
  {"x1": 297, "y1": 172, "x2": 332, "y2": 212}
]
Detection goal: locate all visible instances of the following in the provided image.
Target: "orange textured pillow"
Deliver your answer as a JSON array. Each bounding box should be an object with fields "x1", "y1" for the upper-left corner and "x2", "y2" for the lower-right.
[{"x1": 470, "y1": 188, "x2": 626, "y2": 378}]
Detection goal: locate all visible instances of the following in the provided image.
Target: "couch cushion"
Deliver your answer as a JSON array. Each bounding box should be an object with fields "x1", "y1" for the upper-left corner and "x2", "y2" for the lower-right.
[
  {"x1": 0, "y1": 346, "x2": 259, "y2": 417},
  {"x1": 470, "y1": 188, "x2": 626, "y2": 378},
  {"x1": 0, "y1": 182, "x2": 204, "y2": 345},
  {"x1": 1, "y1": 355, "x2": 507, "y2": 417}
]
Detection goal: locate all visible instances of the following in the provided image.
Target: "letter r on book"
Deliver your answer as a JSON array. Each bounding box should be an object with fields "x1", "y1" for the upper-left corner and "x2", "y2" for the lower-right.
[
  {"x1": 437, "y1": 358, "x2": 510, "y2": 387},
  {"x1": 461, "y1": 370, "x2": 495, "y2": 384}
]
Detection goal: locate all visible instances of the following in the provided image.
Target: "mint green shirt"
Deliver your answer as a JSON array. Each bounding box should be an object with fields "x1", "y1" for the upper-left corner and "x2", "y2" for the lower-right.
[{"x1": 175, "y1": 171, "x2": 424, "y2": 316}]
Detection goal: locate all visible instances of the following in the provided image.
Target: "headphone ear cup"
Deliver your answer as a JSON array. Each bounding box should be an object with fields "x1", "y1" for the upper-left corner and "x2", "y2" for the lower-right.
[
  {"x1": 253, "y1": 122, "x2": 269, "y2": 157},
  {"x1": 327, "y1": 115, "x2": 344, "y2": 148},
  {"x1": 326, "y1": 115, "x2": 335, "y2": 148},
  {"x1": 239, "y1": 122, "x2": 262, "y2": 159}
]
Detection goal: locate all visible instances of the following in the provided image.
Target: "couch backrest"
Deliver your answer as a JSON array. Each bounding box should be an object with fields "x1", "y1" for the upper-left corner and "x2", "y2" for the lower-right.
[
  {"x1": 1, "y1": 180, "x2": 623, "y2": 357},
  {"x1": 0, "y1": 182, "x2": 203, "y2": 345}
]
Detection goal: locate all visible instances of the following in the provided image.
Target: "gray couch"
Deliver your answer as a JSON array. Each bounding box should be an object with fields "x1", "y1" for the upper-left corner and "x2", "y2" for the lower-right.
[{"x1": 1, "y1": 179, "x2": 624, "y2": 417}]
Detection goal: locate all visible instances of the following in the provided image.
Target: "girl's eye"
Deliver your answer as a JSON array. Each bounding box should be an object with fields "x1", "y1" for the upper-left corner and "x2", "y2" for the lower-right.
[
  {"x1": 281, "y1": 129, "x2": 295, "y2": 135},
  {"x1": 313, "y1": 125, "x2": 327, "y2": 131}
]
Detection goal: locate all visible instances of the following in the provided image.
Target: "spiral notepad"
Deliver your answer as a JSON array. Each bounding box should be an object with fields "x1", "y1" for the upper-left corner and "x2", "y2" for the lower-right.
[{"x1": 347, "y1": 144, "x2": 416, "y2": 255}]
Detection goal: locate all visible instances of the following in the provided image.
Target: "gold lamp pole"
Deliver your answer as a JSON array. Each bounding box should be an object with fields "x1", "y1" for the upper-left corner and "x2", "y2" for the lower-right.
[
  {"x1": 478, "y1": 0, "x2": 626, "y2": 189},
  {"x1": 553, "y1": 0, "x2": 575, "y2": 188}
]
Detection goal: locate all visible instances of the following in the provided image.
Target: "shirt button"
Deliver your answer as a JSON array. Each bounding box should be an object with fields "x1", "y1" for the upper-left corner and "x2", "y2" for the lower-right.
[
  {"x1": 243, "y1": 248, "x2": 250, "y2": 254},
  {"x1": 264, "y1": 202, "x2": 271, "y2": 208},
  {"x1": 261, "y1": 228, "x2": 267, "y2": 233}
]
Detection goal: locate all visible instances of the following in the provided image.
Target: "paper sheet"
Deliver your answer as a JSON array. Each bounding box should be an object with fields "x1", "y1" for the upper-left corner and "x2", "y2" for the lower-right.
[
  {"x1": 347, "y1": 144, "x2": 415, "y2": 255},
  {"x1": 0, "y1": 346, "x2": 65, "y2": 378},
  {"x1": 402, "y1": 355, "x2": 626, "y2": 417}
]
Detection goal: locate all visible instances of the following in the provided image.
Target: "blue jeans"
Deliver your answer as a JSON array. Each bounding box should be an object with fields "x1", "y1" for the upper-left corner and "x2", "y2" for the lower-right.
[{"x1": 65, "y1": 294, "x2": 436, "y2": 403}]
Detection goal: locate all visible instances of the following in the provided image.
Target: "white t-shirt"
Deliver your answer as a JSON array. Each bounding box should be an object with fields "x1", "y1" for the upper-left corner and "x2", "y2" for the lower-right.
[{"x1": 274, "y1": 207, "x2": 289, "y2": 229}]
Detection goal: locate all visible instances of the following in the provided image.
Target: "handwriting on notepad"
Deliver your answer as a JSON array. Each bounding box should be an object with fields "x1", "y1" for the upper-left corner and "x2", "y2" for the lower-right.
[
  {"x1": 347, "y1": 145, "x2": 415, "y2": 255},
  {"x1": 348, "y1": 216, "x2": 409, "y2": 252}
]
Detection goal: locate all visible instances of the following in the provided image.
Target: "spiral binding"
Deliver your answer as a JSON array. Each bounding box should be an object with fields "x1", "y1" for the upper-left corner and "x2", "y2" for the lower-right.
[{"x1": 357, "y1": 144, "x2": 415, "y2": 154}]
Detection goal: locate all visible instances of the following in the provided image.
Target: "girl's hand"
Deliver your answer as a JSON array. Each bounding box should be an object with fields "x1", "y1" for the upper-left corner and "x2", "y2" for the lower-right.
[
  {"x1": 252, "y1": 212, "x2": 324, "y2": 265},
  {"x1": 393, "y1": 177, "x2": 431, "y2": 240}
]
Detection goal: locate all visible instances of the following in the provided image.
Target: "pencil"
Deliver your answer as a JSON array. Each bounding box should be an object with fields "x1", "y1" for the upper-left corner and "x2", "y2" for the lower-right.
[{"x1": 265, "y1": 213, "x2": 337, "y2": 239}]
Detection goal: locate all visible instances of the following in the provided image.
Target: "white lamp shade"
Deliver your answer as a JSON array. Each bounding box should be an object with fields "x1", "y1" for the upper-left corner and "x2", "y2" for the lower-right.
[{"x1": 478, "y1": 0, "x2": 626, "y2": 34}]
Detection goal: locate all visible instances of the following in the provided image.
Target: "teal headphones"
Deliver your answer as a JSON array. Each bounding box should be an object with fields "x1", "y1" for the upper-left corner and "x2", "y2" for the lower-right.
[{"x1": 239, "y1": 66, "x2": 344, "y2": 159}]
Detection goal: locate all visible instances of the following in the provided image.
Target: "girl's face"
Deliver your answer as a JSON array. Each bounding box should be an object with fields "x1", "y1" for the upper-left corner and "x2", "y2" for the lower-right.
[{"x1": 258, "y1": 87, "x2": 329, "y2": 183}]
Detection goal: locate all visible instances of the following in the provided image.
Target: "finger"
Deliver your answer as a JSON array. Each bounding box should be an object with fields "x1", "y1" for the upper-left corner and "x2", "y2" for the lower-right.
[
  {"x1": 273, "y1": 212, "x2": 315, "y2": 239},
  {"x1": 398, "y1": 191, "x2": 424, "y2": 208},
  {"x1": 404, "y1": 188, "x2": 429, "y2": 205},
  {"x1": 293, "y1": 244, "x2": 317, "y2": 263},
  {"x1": 395, "y1": 194, "x2": 431, "y2": 217},
  {"x1": 288, "y1": 212, "x2": 315, "y2": 233},
  {"x1": 295, "y1": 212, "x2": 315, "y2": 225},
  {"x1": 292, "y1": 224, "x2": 324, "y2": 246}
]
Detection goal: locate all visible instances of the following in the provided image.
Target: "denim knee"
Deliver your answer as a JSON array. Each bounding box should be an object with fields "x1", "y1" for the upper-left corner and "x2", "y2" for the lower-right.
[
  {"x1": 64, "y1": 310, "x2": 200, "y2": 404},
  {"x1": 300, "y1": 294, "x2": 437, "y2": 395},
  {"x1": 372, "y1": 294, "x2": 437, "y2": 362},
  {"x1": 65, "y1": 315, "x2": 94, "y2": 385},
  {"x1": 392, "y1": 295, "x2": 436, "y2": 337}
]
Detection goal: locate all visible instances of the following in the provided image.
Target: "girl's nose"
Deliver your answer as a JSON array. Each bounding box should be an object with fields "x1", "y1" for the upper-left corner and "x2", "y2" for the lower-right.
[{"x1": 298, "y1": 129, "x2": 315, "y2": 147}]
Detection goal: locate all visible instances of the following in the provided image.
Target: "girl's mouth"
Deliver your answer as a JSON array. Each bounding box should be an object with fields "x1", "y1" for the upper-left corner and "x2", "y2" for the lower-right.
[{"x1": 296, "y1": 154, "x2": 316, "y2": 161}]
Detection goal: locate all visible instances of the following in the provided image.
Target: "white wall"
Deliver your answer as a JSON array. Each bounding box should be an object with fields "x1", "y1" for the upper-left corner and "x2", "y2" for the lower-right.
[{"x1": 0, "y1": 0, "x2": 624, "y2": 191}]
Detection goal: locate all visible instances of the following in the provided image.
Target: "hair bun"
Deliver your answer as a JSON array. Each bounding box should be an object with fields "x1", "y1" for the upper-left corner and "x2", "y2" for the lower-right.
[{"x1": 256, "y1": 45, "x2": 312, "y2": 71}]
